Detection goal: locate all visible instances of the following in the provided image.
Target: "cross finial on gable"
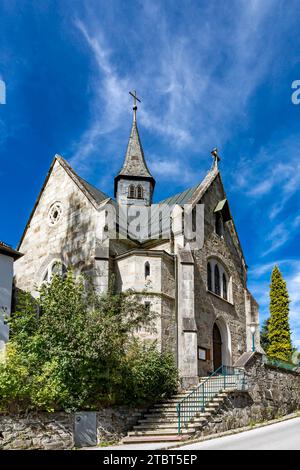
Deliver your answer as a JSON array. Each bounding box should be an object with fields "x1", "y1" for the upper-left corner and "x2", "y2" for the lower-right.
[
  {"x1": 129, "y1": 90, "x2": 141, "y2": 122},
  {"x1": 211, "y1": 147, "x2": 221, "y2": 168}
]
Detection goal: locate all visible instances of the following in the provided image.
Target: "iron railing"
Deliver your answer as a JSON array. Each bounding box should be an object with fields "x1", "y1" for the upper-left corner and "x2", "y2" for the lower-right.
[{"x1": 176, "y1": 365, "x2": 246, "y2": 434}]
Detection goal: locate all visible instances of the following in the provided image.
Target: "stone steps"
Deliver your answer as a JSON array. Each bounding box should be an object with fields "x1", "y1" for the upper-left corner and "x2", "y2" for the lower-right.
[
  {"x1": 133, "y1": 422, "x2": 198, "y2": 431},
  {"x1": 122, "y1": 375, "x2": 242, "y2": 444},
  {"x1": 142, "y1": 410, "x2": 212, "y2": 419},
  {"x1": 128, "y1": 428, "x2": 195, "y2": 437},
  {"x1": 152, "y1": 401, "x2": 221, "y2": 412},
  {"x1": 122, "y1": 435, "x2": 188, "y2": 444},
  {"x1": 134, "y1": 415, "x2": 208, "y2": 426}
]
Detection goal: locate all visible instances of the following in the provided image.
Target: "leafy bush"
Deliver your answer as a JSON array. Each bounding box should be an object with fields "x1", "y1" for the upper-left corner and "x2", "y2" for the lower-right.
[{"x1": 0, "y1": 271, "x2": 178, "y2": 412}]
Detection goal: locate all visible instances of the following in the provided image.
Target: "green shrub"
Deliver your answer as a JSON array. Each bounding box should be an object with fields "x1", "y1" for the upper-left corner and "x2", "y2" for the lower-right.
[
  {"x1": 120, "y1": 340, "x2": 178, "y2": 404},
  {"x1": 0, "y1": 271, "x2": 178, "y2": 412}
]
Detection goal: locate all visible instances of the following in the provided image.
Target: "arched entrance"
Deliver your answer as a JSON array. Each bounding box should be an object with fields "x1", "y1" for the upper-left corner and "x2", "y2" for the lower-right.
[
  {"x1": 213, "y1": 323, "x2": 222, "y2": 371},
  {"x1": 212, "y1": 318, "x2": 232, "y2": 371}
]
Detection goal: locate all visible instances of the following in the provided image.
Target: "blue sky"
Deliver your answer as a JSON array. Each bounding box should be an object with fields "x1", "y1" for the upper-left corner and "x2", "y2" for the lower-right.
[{"x1": 1, "y1": 0, "x2": 300, "y2": 347}]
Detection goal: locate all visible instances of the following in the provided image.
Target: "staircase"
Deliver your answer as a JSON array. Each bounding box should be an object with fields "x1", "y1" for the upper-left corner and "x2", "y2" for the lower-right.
[{"x1": 123, "y1": 365, "x2": 246, "y2": 444}]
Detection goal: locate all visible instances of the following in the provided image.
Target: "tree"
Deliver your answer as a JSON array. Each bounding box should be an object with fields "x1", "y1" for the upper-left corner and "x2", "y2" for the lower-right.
[
  {"x1": 267, "y1": 265, "x2": 292, "y2": 361},
  {"x1": 0, "y1": 270, "x2": 178, "y2": 412},
  {"x1": 260, "y1": 318, "x2": 270, "y2": 352}
]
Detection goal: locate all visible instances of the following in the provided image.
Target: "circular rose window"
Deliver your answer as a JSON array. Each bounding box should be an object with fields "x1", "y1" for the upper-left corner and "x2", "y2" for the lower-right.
[{"x1": 48, "y1": 202, "x2": 63, "y2": 226}]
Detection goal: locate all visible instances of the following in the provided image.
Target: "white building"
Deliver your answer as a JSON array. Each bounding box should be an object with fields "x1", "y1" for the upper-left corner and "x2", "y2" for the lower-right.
[{"x1": 0, "y1": 241, "x2": 23, "y2": 352}]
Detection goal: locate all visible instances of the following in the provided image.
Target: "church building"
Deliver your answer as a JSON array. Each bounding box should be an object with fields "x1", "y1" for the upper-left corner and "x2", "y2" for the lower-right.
[{"x1": 14, "y1": 93, "x2": 260, "y2": 386}]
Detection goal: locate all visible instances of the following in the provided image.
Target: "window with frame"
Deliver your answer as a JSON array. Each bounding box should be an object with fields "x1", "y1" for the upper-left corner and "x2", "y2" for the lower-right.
[
  {"x1": 136, "y1": 185, "x2": 144, "y2": 199},
  {"x1": 207, "y1": 262, "x2": 212, "y2": 291},
  {"x1": 207, "y1": 258, "x2": 231, "y2": 302},
  {"x1": 48, "y1": 202, "x2": 63, "y2": 226},
  {"x1": 214, "y1": 264, "x2": 221, "y2": 296},
  {"x1": 145, "y1": 261, "x2": 150, "y2": 278},
  {"x1": 43, "y1": 261, "x2": 67, "y2": 283},
  {"x1": 128, "y1": 184, "x2": 135, "y2": 198},
  {"x1": 222, "y1": 273, "x2": 228, "y2": 300}
]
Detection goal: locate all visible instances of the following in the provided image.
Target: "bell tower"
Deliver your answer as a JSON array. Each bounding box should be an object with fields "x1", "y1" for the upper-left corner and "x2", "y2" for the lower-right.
[{"x1": 114, "y1": 91, "x2": 155, "y2": 206}]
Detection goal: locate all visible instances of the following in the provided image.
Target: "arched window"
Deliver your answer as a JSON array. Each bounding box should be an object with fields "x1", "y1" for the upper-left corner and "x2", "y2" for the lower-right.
[
  {"x1": 214, "y1": 264, "x2": 220, "y2": 296},
  {"x1": 207, "y1": 262, "x2": 212, "y2": 291},
  {"x1": 222, "y1": 273, "x2": 227, "y2": 300},
  {"x1": 215, "y1": 212, "x2": 223, "y2": 237},
  {"x1": 136, "y1": 185, "x2": 143, "y2": 199},
  {"x1": 43, "y1": 261, "x2": 67, "y2": 283},
  {"x1": 128, "y1": 184, "x2": 135, "y2": 198},
  {"x1": 145, "y1": 261, "x2": 150, "y2": 278}
]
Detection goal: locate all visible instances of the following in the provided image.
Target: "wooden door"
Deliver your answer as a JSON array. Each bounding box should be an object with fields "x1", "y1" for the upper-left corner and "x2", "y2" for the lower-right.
[{"x1": 213, "y1": 323, "x2": 222, "y2": 371}]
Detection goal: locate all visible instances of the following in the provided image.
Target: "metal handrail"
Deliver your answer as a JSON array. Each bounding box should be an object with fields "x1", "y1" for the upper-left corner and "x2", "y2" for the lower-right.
[{"x1": 176, "y1": 365, "x2": 246, "y2": 434}]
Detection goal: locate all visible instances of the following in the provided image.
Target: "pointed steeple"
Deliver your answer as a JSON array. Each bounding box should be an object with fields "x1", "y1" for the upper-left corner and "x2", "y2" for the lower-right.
[
  {"x1": 118, "y1": 116, "x2": 154, "y2": 179},
  {"x1": 114, "y1": 91, "x2": 155, "y2": 204}
]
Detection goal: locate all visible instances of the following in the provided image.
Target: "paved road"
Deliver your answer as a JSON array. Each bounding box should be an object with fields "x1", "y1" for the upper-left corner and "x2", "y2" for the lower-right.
[{"x1": 175, "y1": 417, "x2": 300, "y2": 450}]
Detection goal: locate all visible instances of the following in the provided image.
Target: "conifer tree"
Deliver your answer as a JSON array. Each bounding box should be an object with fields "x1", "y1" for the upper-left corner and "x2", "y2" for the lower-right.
[
  {"x1": 267, "y1": 265, "x2": 292, "y2": 361},
  {"x1": 260, "y1": 318, "x2": 270, "y2": 352}
]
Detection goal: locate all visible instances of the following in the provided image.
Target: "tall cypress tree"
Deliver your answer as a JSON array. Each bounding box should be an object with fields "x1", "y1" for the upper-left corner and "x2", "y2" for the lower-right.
[{"x1": 267, "y1": 265, "x2": 292, "y2": 361}]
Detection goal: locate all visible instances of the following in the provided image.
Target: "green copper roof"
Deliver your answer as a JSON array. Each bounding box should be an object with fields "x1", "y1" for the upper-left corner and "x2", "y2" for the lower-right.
[{"x1": 157, "y1": 184, "x2": 200, "y2": 206}]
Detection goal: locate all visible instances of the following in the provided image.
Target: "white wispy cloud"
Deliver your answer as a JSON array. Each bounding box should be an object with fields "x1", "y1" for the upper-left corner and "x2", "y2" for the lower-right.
[
  {"x1": 68, "y1": 0, "x2": 278, "y2": 176},
  {"x1": 148, "y1": 155, "x2": 199, "y2": 187},
  {"x1": 69, "y1": 19, "x2": 130, "y2": 171},
  {"x1": 234, "y1": 136, "x2": 300, "y2": 212}
]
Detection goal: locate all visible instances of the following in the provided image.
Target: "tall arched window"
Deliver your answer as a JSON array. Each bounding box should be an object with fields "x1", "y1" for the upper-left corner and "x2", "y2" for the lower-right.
[
  {"x1": 222, "y1": 273, "x2": 227, "y2": 300},
  {"x1": 215, "y1": 212, "x2": 223, "y2": 237},
  {"x1": 128, "y1": 184, "x2": 135, "y2": 198},
  {"x1": 207, "y1": 262, "x2": 212, "y2": 291},
  {"x1": 136, "y1": 185, "x2": 143, "y2": 199},
  {"x1": 145, "y1": 261, "x2": 150, "y2": 278},
  {"x1": 214, "y1": 264, "x2": 220, "y2": 296}
]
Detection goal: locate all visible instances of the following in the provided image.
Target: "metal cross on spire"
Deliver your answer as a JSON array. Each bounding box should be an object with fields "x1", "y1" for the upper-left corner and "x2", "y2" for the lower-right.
[{"x1": 129, "y1": 90, "x2": 141, "y2": 122}]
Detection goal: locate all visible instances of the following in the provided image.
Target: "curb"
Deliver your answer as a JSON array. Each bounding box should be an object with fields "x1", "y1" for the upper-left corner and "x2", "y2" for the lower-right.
[{"x1": 160, "y1": 411, "x2": 300, "y2": 450}]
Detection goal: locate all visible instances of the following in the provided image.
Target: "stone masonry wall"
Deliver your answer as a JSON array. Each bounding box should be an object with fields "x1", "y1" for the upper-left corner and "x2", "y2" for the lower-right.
[
  {"x1": 198, "y1": 354, "x2": 300, "y2": 437},
  {"x1": 0, "y1": 406, "x2": 146, "y2": 450},
  {"x1": 193, "y1": 176, "x2": 252, "y2": 376},
  {"x1": 0, "y1": 412, "x2": 73, "y2": 450}
]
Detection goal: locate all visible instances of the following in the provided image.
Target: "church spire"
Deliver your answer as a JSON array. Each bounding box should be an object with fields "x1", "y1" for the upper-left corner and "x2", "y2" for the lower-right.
[{"x1": 114, "y1": 91, "x2": 155, "y2": 204}]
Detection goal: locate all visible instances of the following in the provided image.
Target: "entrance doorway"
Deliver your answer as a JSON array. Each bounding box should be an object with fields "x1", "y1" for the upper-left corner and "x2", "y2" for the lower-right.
[{"x1": 213, "y1": 323, "x2": 222, "y2": 371}]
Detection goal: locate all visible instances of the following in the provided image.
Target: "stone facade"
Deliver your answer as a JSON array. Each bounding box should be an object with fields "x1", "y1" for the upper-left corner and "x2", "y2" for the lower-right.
[
  {"x1": 14, "y1": 158, "x2": 102, "y2": 296},
  {"x1": 14, "y1": 109, "x2": 260, "y2": 385},
  {"x1": 192, "y1": 175, "x2": 259, "y2": 377}
]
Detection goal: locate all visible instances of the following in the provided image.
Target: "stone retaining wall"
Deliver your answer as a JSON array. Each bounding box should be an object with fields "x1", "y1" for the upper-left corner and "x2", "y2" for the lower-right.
[
  {"x1": 0, "y1": 406, "x2": 145, "y2": 450},
  {"x1": 198, "y1": 353, "x2": 300, "y2": 437}
]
